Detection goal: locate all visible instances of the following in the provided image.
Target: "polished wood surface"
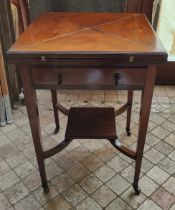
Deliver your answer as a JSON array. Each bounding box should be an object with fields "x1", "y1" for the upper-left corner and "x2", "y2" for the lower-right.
[
  {"x1": 65, "y1": 107, "x2": 116, "y2": 139},
  {"x1": 8, "y1": 12, "x2": 167, "y2": 63}
]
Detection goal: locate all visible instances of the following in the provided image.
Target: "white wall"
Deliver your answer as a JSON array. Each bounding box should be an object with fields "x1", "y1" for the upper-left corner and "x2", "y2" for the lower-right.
[{"x1": 157, "y1": 0, "x2": 175, "y2": 55}]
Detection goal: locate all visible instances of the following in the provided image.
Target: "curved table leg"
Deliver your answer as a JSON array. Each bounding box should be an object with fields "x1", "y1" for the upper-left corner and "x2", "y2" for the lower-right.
[{"x1": 56, "y1": 102, "x2": 69, "y2": 116}]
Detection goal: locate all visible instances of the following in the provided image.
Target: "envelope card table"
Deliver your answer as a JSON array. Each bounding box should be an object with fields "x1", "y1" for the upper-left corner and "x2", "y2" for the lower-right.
[{"x1": 7, "y1": 12, "x2": 167, "y2": 194}]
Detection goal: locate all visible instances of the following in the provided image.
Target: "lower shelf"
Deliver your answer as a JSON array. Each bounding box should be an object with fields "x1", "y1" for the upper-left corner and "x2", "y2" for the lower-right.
[{"x1": 65, "y1": 107, "x2": 117, "y2": 139}]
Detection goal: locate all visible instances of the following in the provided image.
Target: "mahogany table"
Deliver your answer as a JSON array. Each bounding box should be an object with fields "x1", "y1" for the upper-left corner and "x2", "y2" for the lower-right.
[{"x1": 7, "y1": 12, "x2": 167, "y2": 194}]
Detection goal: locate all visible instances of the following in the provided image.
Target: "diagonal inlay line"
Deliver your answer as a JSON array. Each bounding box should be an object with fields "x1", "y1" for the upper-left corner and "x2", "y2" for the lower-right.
[{"x1": 22, "y1": 14, "x2": 140, "y2": 48}]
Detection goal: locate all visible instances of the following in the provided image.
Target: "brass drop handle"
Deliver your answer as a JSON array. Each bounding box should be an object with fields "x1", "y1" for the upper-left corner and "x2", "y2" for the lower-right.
[
  {"x1": 58, "y1": 73, "x2": 62, "y2": 86},
  {"x1": 114, "y1": 73, "x2": 121, "y2": 86}
]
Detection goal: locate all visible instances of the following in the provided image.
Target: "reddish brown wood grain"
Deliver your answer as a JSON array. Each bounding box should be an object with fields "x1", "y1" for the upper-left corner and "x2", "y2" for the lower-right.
[{"x1": 7, "y1": 12, "x2": 167, "y2": 63}]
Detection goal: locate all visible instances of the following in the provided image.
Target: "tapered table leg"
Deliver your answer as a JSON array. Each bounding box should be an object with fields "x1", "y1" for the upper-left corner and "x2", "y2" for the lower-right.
[
  {"x1": 126, "y1": 90, "x2": 133, "y2": 136},
  {"x1": 133, "y1": 65, "x2": 157, "y2": 195},
  {"x1": 51, "y1": 89, "x2": 60, "y2": 134},
  {"x1": 20, "y1": 65, "x2": 49, "y2": 193}
]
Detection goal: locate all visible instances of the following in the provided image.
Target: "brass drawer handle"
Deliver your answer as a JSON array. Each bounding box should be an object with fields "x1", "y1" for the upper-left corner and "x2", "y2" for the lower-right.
[
  {"x1": 58, "y1": 73, "x2": 62, "y2": 86},
  {"x1": 129, "y1": 56, "x2": 134, "y2": 62},
  {"x1": 41, "y1": 56, "x2": 47, "y2": 62},
  {"x1": 114, "y1": 73, "x2": 121, "y2": 86}
]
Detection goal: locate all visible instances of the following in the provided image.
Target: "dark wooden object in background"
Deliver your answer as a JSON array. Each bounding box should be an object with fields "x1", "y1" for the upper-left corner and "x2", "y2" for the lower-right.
[
  {"x1": 7, "y1": 13, "x2": 167, "y2": 194},
  {"x1": 0, "y1": 0, "x2": 16, "y2": 106}
]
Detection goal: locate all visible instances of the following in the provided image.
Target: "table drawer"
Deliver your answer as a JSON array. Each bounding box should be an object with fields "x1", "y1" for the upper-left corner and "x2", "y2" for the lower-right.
[{"x1": 30, "y1": 67, "x2": 146, "y2": 90}]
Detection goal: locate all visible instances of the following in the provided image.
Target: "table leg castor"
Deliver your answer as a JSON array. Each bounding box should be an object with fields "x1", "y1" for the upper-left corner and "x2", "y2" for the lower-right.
[
  {"x1": 54, "y1": 127, "x2": 60, "y2": 135},
  {"x1": 133, "y1": 183, "x2": 141, "y2": 195},
  {"x1": 43, "y1": 185, "x2": 49, "y2": 194},
  {"x1": 126, "y1": 127, "x2": 131, "y2": 136}
]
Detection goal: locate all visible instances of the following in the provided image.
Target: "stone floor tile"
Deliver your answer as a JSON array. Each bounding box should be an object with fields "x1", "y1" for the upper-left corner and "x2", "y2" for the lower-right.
[
  {"x1": 118, "y1": 153, "x2": 134, "y2": 163},
  {"x1": 137, "y1": 199, "x2": 162, "y2": 210},
  {"x1": 150, "y1": 114, "x2": 166, "y2": 125},
  {"x1": 151, "y1": 187, "x2": 175, "y2": 210},
  {"x1": 169, "y1": 114, "x2": 175, "y2": 124},
  {"x1": 4, "y1": 182, "x2": 29, "y2": 204},
  {"x1": 68, "y1": 146, "x2": 91, "y2": 161},
  {"x1": 45, "y1": 161, "x2": 63, "y2": 180},
  {"x1": 157, "y1": 96, "x2": 170, "y2": 103},
  {"x1": 65, "y1": 140, "x2": 81, "y2": 152},
  {"x1": 139, "y1": 158, "x2": 154, "y2": 173},
  {"x1": 163, "y1": 177, "x2": 175, "y2": 196},
  {"x1": 106, "y1": 198, "x2": 132, "y2": 210},
  {"x1": 121, "y1": 165, "x2": 140, "y2": 183},
  {"x1": 79, "y1": 174, "x2": 103, "y2": 194},
  {"x1": 83, "y1": 140, "x2": 104, "y2": 152},
  {"x1": 0, "y1": 171, "x2": 20, "y2": 191},
  {"x1": 92, "y1": 94, "x2": 104, "y2": 102},
  {"x1": 0, "y1": 161, "x2": 11, "y2": 176},
  {"x1": 168, "y1": 150, "x2": 175, "y2": 161},
  {"x1": 21, "y1": 144, "x2": 36, "y2": 159},
  {"x1": 14, "y1": 161, "x2": 36, "y2": 179},
  {"x1": 63, "y1": 184, "x2": 87, "y2": 207},
  {"x1": 154, "y1": 141, "x2": 174, "y2": 156},
  {"x1": 55, "y1": 153, "x2": 78, "y2": 170},
  {"x1": 0, "y1": 193, "x2": 11, "y2": 210},
  {"x1": 78, "y1": 93, "x2": 92, "y2": 101},
  {"x1": 144, "y1": 148, "x2": 165, "y2": 164},
  {"x1": 67, "y1": 162, "x2": 89, "y2": 182},
  {"x1": 6, "y1": 152, "x2": 28, "y2": 169},
  {"x1": 33, "y1": 184, "x2": 58, "y2": 206},
  {"x1": 107, "y1": 156, "x2": 128, "y2": 172},
  {"x1": 4, "y1": 207, "x2": 15, "y2": 210},
  {"x1": 145, "y1": 133, "x2": 160, "y2": 147},
  {"x1": 80, "y1": 154, "x2": 103, "y2": 172},
  {"x1": 147, "y1": 121, "x2": 157, "y2": 132},
  {"x1": 94, "y1": 164, "x2": 115, "y2": 183},
  {"x1": 45, "y1": 195, "x2": 72, "y2": 210},
  {"x1": 0, "y1": 143, "x2": 19, "y2": 159},
  {"x1": 151, "y1": 126, "x2": 169, "y2": 140},
  {"x1": 161, "y1": 120, "x2": 175, "y2": 133},
  {"x1": 0, "y1": 135, "x2": 11, "y2": 147},
  {"x1": 164, "y1": 133, "x2": 175, "y2": 147},
  {"x1": 93, "y1": 145, "x2": 117, "y2": 162},
  {"x1": 106, "y1": 174, "x2": 130, "y2": 195},
  {"x1": 14, "y1": 194, "x2": 41, "y2": 210},
  {"x1": 6, "y1": 127, "x2": 29, "y2": 142},
  {"x1": 92, "y1": 185, "x2": 116, "y2": 208},
  {"x1": 147, "y1": 166, "x2": 170, "y2": 185},
  {"x1": 122, "y1": 134, "x2": 137, "y2": 146},
  {"x1": 130, "y1": 142, "x2": 150, "y2": 153},
  {"x1": 1, "y1": 123, "x2": 17, "y2": 133},
  {"x1": 139, "y1": 176, "x2": 158, "y2": 197},
  {"x1": 158, "y1": 157, "x2": 175, "y2": 175},
  {"x1": 51, "y1": 172, "x2": 75, "y2": 193},
  {"x1": 76, "y1": 197, "x2": 102, "y2": 210},
  {"x1": 23, "y1": 171, "x2": 41, "y2": 192},
  {"x1": 121, "y1": 187, "x2": 146, "y2": 209}
]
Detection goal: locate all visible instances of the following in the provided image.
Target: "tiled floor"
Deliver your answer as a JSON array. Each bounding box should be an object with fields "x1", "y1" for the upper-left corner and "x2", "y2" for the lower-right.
[{"x1": 0, "y1": 85, "x2": 175, "y2": 210}]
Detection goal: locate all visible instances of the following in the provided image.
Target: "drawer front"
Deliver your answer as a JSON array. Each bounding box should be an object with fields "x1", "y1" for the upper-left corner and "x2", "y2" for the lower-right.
[{"x1": 30, "y1": 66, "x2": 146, "y2": 90}]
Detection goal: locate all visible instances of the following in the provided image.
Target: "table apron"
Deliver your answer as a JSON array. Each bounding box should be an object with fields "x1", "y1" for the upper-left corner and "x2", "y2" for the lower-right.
[{"x1": 30, "y1": 66, "x2": 146, "y2": 90}]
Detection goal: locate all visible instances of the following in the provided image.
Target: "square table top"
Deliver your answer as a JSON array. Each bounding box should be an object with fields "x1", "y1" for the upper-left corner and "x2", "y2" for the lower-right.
[{"x1": 7, "y1": 12, "x2": 167, "y2": 63}]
